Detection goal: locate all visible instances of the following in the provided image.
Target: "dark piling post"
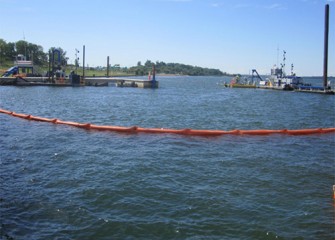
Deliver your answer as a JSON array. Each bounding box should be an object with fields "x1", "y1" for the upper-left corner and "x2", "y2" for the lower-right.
[
  {"x1": 107, "y1": 56, "x2": 110, "y2": 77},
  {"x1": 48, "y1": 51, "x2": 51, "y2": 82},
  {"x1": 323, "y1": 4, "x2": 329, "y2": 88},
  {"x1": 152, "y1": 64, "x2": 156, "y2": 81},
  {"x1": 51, "y1": 51, "x2": 54, "y2": 83},
  {"x1": 152, "y1": 64, "x2": 156, "y2": 88},
  {"x1": 83, "y1": 45, "x2": 85, "y2": 80}
]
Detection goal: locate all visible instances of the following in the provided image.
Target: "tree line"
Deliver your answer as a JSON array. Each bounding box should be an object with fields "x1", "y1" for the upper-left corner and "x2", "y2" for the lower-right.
[
  {"x1": 0, "y1": 39, "x2": 227, "y2": 76},
  {"x1": 129, "y1": 60, "x2": 225, "y2": 76}
]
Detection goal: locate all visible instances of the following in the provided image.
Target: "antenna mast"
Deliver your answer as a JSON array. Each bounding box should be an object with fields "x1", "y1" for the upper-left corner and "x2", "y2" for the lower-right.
[
  {"x1": 23, "y1": 31, "x2": 26, "y2": 58},
  {"x1": 281, "y1": 50, "x2": 286, "y2": 76},
  {"x1": 276, "y1": 45, "x2": 279, "y2": 67}
]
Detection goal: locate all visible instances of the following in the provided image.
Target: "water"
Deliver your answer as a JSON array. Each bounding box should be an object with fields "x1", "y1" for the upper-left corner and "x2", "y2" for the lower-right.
[{"x1": 0, "y1": 76, "x2": 334, "y2": 239}]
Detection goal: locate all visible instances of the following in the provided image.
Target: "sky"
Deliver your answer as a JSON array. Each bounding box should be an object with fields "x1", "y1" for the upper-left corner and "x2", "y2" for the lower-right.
[{"x1": 0, "y1": 0, "x2": 334, "y2": 76}]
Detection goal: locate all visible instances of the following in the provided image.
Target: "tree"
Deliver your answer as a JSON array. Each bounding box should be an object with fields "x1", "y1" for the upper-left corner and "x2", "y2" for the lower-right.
[
  {"x1": 4, "y1": 42, "x2": 16, "y2": 62},
  {"x1": 15, "y1": 40, "x2": 28, "y2": 57},
  {"x1": 144, "y1": 60, "x2": 152, "y2": 67},
  {"x1": 30, "y1": 44, "x2": 48, "y2": 65},
  {"x1": 0, "y1": 39, "x2": 6, "y2": 64},
  {"x1": 0, "y1": 39, "x2": 16, "y2": 62},
  {"x1": 127, "y1": 60, "x2": 224, "y2": 76}
]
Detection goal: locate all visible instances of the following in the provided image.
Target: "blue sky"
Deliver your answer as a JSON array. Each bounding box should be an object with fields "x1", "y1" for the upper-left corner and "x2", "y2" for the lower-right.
[{"x1": 1, "y1": 0, "x2": 334, "y2": 76}]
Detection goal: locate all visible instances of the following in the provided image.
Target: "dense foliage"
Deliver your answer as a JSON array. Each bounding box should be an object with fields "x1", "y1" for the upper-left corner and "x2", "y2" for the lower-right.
[{"x1": 128, "y1": 60, "x2": 225, "y2": 76}]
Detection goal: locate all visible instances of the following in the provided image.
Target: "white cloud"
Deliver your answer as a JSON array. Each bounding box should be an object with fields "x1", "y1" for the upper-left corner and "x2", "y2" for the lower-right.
[{"x1": 264, "y1": 3, "x2": 286, "y2": 10}]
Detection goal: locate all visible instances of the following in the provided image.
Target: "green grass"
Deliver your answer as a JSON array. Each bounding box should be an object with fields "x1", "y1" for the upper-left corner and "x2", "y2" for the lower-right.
[
  {"x1": 0, "y1": 61, "x2": 134, "y2": 77},
  {"x1": 80, "y1": 68, "x2": 134, "y2": 77}
]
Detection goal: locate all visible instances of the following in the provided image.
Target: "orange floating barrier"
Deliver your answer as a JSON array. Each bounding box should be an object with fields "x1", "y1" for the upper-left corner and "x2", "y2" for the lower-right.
[
  {"x1": 227, "y1": 130, "x2": 241, "y2": 135},
  {"x1": 286, "y1": 128, "x2": 323, "y2": 135},
  {"x1": 11, "y1": 112, "x2": 29, "y2": 119},
  {"x1": 321, "y1": 128, "x2": 335, "y2": 133},
  {"x1": 0, "y1": 109, "x2": 13, "y2": 114},
  {"x1": 29, "y1": 115, "x2": 57, "y2": 123},
  {"x1": 77, "y1": 123, "x2": 92, "y2": 129},
  {"x1": 1, "y1": 108, "x2": 334, "y2": 137},
  {"x1": 187, "y1": 129, "x2": 227, "y2": 136},
  {"x1": 239, "y1": 129, "x2": 282, "y2": 135},
  {"x1": 55, "y1": 120, "x2": 85, "y2": 127},
  {"x1": 136, "y1": 127, "x2": 181, "y2": 134},
  {"x1": 90, "y1": 125, "x2": 138, "y2": 133}
]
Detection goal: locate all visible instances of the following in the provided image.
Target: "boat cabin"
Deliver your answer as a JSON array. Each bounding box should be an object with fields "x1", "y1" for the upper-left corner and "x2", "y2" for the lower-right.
[{"x1": 14, "y1": 54, "x2": 34, "y2": 76}]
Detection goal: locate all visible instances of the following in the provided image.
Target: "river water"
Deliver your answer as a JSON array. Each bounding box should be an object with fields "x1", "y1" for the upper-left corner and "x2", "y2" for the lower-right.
[{"x1": 0, "y1": 76, "x2": 334, "y2": 239}]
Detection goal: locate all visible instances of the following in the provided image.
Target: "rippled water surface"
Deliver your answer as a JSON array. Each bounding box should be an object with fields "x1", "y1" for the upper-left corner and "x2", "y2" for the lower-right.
[{"x1": 1, "y1": 76, "x2": 334, "y2": 239}]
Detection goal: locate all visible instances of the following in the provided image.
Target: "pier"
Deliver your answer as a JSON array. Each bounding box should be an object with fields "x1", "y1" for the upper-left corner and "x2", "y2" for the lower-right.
[
  {"x1": 85, "y1": 77, "x2": 159, "y2": 88},
  {"x1": 294, "y1": 86, "x2": 334, "y2": 94},
  {"x1": 0, "y1": 76, "x2": 159, "y2": 88}
]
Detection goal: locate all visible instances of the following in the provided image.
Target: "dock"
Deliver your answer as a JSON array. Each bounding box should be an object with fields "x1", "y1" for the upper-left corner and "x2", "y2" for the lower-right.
[
  {"x1": 0, "y1": 76, "x2": 159, "y2": 88},
  {"x1": 0, "y1": 76, "x2": 84, "y2": 87},
  {"x1": 294, "y1": 86, "x2": 334, "y2": 94},
  {"x1": 85, "y1": 77, "x2": 159, "y2": 88}
]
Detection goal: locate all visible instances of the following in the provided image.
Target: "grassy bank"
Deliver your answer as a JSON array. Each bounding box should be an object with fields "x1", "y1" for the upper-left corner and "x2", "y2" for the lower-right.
[{"x1": 0, "y1": 61, "x2": 134, "y2": 77}]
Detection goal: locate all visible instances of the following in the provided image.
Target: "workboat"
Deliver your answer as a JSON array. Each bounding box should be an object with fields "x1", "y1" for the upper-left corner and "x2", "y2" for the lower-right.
[
  {"x1": 263, "y1": 65, "x2": 305, "y2": 90},
  {"x1": 226, "y1": 75, "x2": 256, "y2": 88},
  {"x1": 259, "y1": 51, "x2": 305, "y2": 90}
]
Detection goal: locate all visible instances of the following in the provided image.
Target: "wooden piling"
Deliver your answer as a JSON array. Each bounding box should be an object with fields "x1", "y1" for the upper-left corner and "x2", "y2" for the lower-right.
[
  {"x1": 83, "y1": 45, "x2": 86, "y2": 79},
  {"x1": 107, "y1": 56, "x2": 110, "y2": 77},
  {"x1": 323, "y1": 4, "x2": 329, "y2": 88}
]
